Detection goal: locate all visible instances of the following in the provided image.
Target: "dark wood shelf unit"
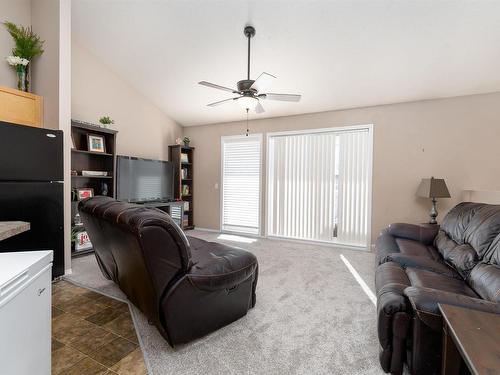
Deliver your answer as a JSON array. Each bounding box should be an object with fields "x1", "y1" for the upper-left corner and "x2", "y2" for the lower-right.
[
  {"x1": 71, "y1": 119, "x2": 118, "y2": 258},
  {"x1": 169, "y1": 144, "x2": 195, "y2": 230}
]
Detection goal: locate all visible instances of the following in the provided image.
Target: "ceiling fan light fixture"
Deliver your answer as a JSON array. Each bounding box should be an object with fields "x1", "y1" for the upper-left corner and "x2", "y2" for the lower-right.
[{"x1": 238, "y1": 96, "x2": 259, "y2": 110}]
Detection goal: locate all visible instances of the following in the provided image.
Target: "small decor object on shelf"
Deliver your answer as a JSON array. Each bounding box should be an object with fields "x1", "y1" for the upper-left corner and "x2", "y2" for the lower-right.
[
  {"x1": 101, "y1": 182, "x2": 109, "y2": 196},
  {"x1": 182, "y1": 185, "x2": 190, "y2": 196},
  {"x1": 416, "y1": 177, "x2": 451, "y2": 224},
  {"x1": 180, "y1": 153, "x2": 189, "y2": 163},
  {"x1": 175, "y1": 137, "x2": 182, "y2": 145},
  {"x1": 87, "y1": 134, "x2": 106, "y2": 153},
  {"x1": 3, "y1": 21, "x2": 44, "y2": 92},
  {"x1": 6, "y1": 56, "x2": 29, "y2": 91},
  {"x1": 77, "y1": 187, "x2": 94, "y2": 200},
  {"x1": 75, "y1": 230, "x2": 92, "y2": 252},
  {"x1": 183, "y1": 137, "x2": 190, "y2": 147},
  {"x1": 81, "y1": 170, "x2": 108, "y2": 177},
  {"x1": 98, "y1": 116, "x2": 114, "y2": 128}
]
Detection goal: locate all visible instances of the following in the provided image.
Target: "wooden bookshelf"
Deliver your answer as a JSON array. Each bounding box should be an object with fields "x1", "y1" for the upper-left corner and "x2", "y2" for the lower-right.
[
  {"x1": 70, "y1": 119, "x2": 118, "y2": 257},
  {"x1": 169, "y1": 144, "x2": 194, "y2": 230}
]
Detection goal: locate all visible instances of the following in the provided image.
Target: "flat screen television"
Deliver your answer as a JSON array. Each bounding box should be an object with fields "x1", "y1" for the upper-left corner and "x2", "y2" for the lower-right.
[{"x1": 117, "y1": 155, "x2": 174, "y2": 203}]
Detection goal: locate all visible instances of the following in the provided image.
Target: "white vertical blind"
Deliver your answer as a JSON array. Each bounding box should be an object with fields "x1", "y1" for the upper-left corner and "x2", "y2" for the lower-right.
[
  {"x1": 337, "y1": 130, "x2": 370, "y2": 246},
  {"x1": 268, "y1": 132, "x2": 337, "y2": 241},
  {"x1": 221, "y1": 135, "x2": 261, "y2": 234},
  {"x1": 267, "y1": 127, "x2": 370, "y2": 247}
]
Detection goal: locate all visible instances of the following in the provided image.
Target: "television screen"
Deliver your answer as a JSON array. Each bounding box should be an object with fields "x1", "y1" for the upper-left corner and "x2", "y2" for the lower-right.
[{"x1": 117, "y1": 155, "x2": 174, "y2": 203}]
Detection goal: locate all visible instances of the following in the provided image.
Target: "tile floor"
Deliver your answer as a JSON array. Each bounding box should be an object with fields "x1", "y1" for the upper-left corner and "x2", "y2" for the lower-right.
[{"x1": 51, "y1": 280, "x2": 147, "y2": 375}]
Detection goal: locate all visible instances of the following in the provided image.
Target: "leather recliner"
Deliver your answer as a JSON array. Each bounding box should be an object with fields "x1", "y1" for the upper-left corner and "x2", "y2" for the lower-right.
[
  {"x1": 375, "y1": 202, "x2": 500, "y2": 375},
  {"x1": 79, "y1": 196, "x2": 259, "y2": 346}
]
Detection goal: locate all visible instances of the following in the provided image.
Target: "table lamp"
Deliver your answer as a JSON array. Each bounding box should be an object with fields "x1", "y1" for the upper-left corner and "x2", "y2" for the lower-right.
[{"x1": 417, "y1": 177, "x2": 451, "y2": 224}]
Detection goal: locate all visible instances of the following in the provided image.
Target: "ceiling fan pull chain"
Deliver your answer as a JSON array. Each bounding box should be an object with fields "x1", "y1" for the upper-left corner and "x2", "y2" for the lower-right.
[{"x1": 246, "y1": 108, "x2": 250, "y2": 136}]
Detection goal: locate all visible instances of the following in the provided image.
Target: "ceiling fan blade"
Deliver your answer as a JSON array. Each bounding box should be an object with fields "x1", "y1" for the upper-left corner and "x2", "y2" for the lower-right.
[
  {"x1": 250, "y1": 72, "x2": 276, "y2": 92},
  {"x1": 207, "y1": 97, "x2": 238, "y2": 107},
  {"x1": 255, "y1": 102, "x2": 265, "y2": 114},
  {"x1": 260, "y1": 93, "x2": 301, "y2": 102},
  {"x1": 199, "y1": 81, "x2": 239, "y2": 93}
]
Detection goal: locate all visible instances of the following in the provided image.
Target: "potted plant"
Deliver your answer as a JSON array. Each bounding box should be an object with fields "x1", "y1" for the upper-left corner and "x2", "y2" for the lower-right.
[
  {"x1": 183, "y1": 136, "x2": 191, "y2": 147},
  {"x1": 3, "y1": 21, "x2": 44, "y2": 92},
  {"x1": 99, "y1": 116, "x2": 114, "y2": 128}
]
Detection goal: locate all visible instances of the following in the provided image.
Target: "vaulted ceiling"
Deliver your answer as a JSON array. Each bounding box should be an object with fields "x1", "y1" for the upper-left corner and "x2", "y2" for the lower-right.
[{"x1": 73, "y1": 0, "x2": 500, "y2": 126}]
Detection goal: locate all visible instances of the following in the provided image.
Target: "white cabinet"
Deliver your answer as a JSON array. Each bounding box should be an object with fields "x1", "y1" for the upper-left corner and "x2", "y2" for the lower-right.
[{"x1": 0, "y1": 251, "x2": 53, "y2": 375}]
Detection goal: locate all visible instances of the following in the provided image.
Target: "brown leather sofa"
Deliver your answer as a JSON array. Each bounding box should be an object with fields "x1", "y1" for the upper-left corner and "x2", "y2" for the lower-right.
[
  {"x1": 79, "y1": 196, "x2": 258, "y2": 346},
  {"x1": 375, "y1": 202, "x2": 500, "y2": 375}
]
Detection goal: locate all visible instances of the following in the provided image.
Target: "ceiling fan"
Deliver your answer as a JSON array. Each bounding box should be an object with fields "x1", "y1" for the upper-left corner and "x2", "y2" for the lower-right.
[{"x1": 198, "y1": 25, "x2": 301, "y2": 114}]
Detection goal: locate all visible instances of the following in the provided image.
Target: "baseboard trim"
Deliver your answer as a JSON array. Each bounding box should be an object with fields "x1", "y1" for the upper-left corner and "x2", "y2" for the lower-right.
[{"x1": 193, "y1": 227, "x2": 221, "y2": 233}]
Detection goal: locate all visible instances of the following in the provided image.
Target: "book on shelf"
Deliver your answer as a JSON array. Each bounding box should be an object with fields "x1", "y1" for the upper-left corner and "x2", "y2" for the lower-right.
[
  {"x1": 181, "y1": 168, "x2": 188, "y2": 179},
  {"x1": 180, "y1": 153, "x2": 189, "y2": 163}
]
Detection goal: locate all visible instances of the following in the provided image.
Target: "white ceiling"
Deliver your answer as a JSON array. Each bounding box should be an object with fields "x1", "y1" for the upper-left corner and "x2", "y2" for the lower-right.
[{"x1": 72, "y1": 0, "x2": 500, "y2": 127}]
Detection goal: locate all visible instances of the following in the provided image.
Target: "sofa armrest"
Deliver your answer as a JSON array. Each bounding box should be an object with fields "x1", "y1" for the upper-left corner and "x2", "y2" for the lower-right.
[
  {"x1": 388, "y1": 223, "x2": 439, "y2": 245},
  {"x1": 404, "y1": 286, "x2": 500, "y2": 331}
]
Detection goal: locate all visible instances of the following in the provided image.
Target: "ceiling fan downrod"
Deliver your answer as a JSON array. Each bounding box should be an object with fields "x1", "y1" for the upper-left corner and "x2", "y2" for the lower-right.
[{"x1": 244, "y1": 26, "x2": 255, "y2": 81}]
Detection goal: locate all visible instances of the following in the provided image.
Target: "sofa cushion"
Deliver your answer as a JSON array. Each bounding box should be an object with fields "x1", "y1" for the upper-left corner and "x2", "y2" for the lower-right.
[
  {"x1": 434, "y1": 231, "x2": 478, "y2": 279},
  {"x1": 186, "y1": 237, "x2": 258, "y2": 291},
  {"x1": 464, "y1": 204, "x2": 500, "y2": 258},
  {"x1": 467, "y1": 263, "x2": 500, "y2": 303},
  {"x1": 382, "y1": 253, "x2": 459, "y2": 279},
  {"x1": 405, "y1": 268, "x2": 478, "y2": 298},
  {"x1": 439, "y1": 202, "x2": 481, "y2": 244},
  {"x1": 394, "y1": 238, "x2": 440, "y2": 260}
]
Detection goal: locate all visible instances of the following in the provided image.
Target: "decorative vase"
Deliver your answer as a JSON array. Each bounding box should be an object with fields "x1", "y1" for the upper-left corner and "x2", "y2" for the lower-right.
[{"x1": 16, "y1": 65, "x2": 28, "y2": 92}]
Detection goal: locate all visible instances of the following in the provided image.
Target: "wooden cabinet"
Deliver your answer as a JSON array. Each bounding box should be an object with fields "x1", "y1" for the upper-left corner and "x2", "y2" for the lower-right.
[
  {"x1": 169, "y1": 145, "x2": 194, "y2": 230},
  {"x1": 0, "y1": 86, "x2": 43, "y2": 128}
]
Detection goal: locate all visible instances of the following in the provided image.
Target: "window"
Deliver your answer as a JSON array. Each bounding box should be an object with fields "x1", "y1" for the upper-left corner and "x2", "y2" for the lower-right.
[
  {"x1": 221, "y1": 134, "x2": 262, "y2": 235},
  {"x1": 267, "y1": 126, "x2": 372, "y2": 247}
]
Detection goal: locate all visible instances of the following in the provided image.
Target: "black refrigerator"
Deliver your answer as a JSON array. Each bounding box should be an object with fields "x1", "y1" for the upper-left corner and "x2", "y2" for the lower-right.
[{"x1": 0, "y1": 121, "x2": 64, "y2": 278}]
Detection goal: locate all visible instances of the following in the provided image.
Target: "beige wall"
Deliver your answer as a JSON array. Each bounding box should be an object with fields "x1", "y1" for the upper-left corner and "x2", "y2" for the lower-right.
[
  {"x1": 71, "y1": 41, "x2": 182, "y2": 160},
  {"x1": 184, "y1": 92, "x2": 500, "y2": 245},
  {"x1": 31, "y1": 0, "x2": 61, "y2": 130},
  {"x1": 0, "y1": 0, "x2": 31, "y2": 89}
]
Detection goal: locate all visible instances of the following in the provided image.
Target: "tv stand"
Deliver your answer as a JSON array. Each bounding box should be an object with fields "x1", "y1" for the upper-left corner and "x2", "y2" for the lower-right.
[{"x1": 137, "y1": 201, "x2": 184, "y2": 227}]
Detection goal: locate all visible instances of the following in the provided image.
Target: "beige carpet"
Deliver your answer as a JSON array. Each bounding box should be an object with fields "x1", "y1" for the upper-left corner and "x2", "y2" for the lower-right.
[{"x1": 66, "y1": 230, "x2": 385, "y2": 375}]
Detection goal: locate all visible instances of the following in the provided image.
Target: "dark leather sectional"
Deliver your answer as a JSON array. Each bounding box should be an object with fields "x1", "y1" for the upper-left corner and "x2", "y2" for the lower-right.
[
  {"x1": 79, "y1": 196, "x2": 258, "y2": 346},
  {"x1": 375, "y1": 202, "x2": 500, "y2": 374}
]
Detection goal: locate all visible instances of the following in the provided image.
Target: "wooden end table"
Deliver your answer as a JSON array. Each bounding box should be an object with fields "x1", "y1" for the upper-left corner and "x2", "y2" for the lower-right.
[{"x1": 439, "y1": 303, "x2": 500, "y2": 375}]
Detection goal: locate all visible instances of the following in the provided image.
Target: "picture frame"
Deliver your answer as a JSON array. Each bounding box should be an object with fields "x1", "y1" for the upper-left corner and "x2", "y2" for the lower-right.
[
  {"x1": 77, "y1": 187, "x2": 94, "y2": 200},
  {"x1": 87, "y1": 133, "x2": 106, "y2": 153}
]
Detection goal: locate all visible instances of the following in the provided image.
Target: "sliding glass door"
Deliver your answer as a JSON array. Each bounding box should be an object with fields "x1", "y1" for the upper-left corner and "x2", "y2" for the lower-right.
[
  {"x1": 221, "y1": 134, "x2": 262, "y2": 235},
  {"x1": 267, "y1": 126, "x2": 372, "y2": 247}
]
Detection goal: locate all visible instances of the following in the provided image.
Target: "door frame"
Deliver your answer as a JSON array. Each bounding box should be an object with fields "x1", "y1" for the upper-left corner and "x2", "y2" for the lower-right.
[
  {"x1": 265, "y1": 124, "x2": 374, "y2": 249},
  {"x1": 220, "y1": 133, "x2": 263, "y2": 236}
]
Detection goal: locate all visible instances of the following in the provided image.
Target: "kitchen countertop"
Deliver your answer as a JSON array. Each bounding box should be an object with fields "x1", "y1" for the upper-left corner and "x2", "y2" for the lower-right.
[{"x1": 0, "y1": 221, "x2": 30, "y2": 242}]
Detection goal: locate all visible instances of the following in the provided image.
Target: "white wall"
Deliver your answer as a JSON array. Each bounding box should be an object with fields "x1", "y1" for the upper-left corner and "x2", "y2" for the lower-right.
[
  {"x1": 184, "y1": 92, "x2": 500, "y2": 244},
  {"x1": 71, "y1": 40, "x2": 182, "y2": 160}
]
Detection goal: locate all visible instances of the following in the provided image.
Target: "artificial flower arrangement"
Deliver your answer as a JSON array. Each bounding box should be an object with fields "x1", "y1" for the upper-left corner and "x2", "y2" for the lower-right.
[
  {"x1": 3, "y1": 21, "x2": 44, "y2": 92},
  {"x1": 6, "y1": 56, "x2": 29, "y2": 91}
]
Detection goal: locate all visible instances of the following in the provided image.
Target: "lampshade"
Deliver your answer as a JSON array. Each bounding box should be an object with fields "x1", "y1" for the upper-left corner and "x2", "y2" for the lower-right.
[
  {"x1": 238, "y1": 96, "x2": 259, "y2": 110},
  {"x1": 416, "y1": 177, "x2": 451, "y2": 198}
]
